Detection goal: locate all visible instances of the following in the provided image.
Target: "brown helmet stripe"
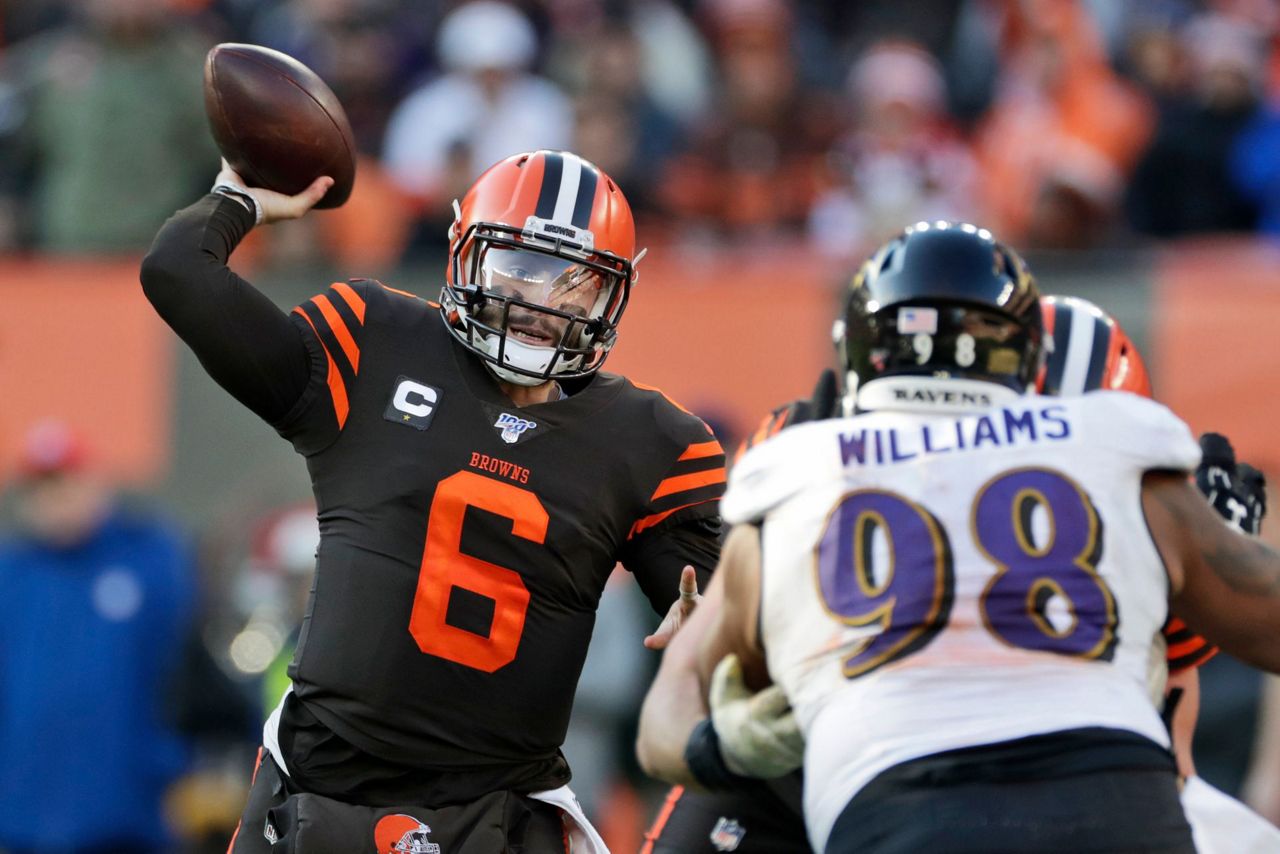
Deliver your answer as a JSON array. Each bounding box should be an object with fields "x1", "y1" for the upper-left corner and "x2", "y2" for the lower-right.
[
  {"x1": 570, "y1": 160, "x2": 598, "y2": 229},
  {"x1": 533, "y1": 151, "x2": 563, "y2": 220}
]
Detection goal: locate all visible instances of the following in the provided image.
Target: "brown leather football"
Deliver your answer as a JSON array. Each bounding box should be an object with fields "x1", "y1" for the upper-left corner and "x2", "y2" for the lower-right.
[{"x1": 203, "y1": 43, "x2": 355, "y2": 209}]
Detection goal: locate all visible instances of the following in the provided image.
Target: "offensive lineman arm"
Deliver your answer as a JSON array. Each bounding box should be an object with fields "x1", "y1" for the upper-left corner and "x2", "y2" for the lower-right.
[
  {"x1": 1168, "y1": 438, "x2": 1268, "y2": 779},
  {"x1": 636, "y1": 524, "x2": 775, "y2": 786},
  {"x1": 636, "y1": 569, "x2": 727, "y2": 783},
  {"x1": 1144, "y1": 472, "x2": 1280, "y2": 672},
  {"x1": 139, "y1": 165, "x2": 331, "y2": 423}
]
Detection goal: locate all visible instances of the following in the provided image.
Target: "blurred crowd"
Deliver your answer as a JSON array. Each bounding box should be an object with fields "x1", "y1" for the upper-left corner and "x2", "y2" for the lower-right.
[{"x1": 0, "y1": 0, "x2": 1278, "y2": 270}]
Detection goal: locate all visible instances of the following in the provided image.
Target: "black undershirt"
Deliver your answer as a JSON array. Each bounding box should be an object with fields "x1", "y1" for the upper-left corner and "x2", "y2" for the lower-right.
[{"x1": 141, "y1": 194, "x2": 310, "y2": 424}]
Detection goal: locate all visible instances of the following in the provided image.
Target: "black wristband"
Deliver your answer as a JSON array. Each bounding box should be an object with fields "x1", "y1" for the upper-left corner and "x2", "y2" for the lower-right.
[{"x1": 683, "y1": 717, "x2": 754, "y2": 791}]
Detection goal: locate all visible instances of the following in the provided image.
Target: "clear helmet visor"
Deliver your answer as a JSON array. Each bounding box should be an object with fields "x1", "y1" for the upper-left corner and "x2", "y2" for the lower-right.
[
  {"x1": 472, "y1": 246, "x2": 619, "y2": 349},
  {"x1": 455, "y1": 244, "x2": 627, "y2": 385},
  {"x1": 479, "y1": 247, "x2": 607, "y2": 315}
]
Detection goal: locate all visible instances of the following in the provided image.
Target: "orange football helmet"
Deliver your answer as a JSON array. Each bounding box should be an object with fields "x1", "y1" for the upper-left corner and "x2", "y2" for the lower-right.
[
  {"x1": 441, "y1": 150, "x2": 640, "y2": 386},
  {"x1": 1037, "y1": 295, "x2": 1152, "y2": 398}
]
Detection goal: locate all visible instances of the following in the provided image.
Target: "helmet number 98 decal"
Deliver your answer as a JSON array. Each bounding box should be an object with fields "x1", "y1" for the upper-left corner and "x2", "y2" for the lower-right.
[
  {"x1": 911, "y1": 333, "x2": 933, "y2": 365},
  {"x1": 409, "y1": 471, "x2": 545, "y2": 672},
  {"x1": 816, "y1": 467, "x2": 1116, "y2": 678},
  {"x1": 955, "y1": 332, "x2": 977, "y2": 367}
]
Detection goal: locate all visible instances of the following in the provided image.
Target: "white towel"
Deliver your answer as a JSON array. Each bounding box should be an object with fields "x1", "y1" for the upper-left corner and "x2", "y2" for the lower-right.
[
  {"x1": 1182, "y1": 775, "x2": 1280, "y2": 853},
  {"x1": 529, "y1": 784, "x2": 611, "y2": 854},
  {"x1": 261, "y1": 685, "x2": 292, "y2": 775}
]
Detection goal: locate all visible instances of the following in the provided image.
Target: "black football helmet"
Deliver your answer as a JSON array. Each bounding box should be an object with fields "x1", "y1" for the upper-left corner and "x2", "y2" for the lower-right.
[{"x1": 836, "y1": 221, "x2": 1043, "y2": 413}]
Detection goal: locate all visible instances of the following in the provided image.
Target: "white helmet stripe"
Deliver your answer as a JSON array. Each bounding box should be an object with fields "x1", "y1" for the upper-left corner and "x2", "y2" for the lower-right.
[
  {"x1": 550, "y1": 152, "x2": 583, "y2": 225},
  {"x1": 1058, "y1": 305, "x2": 1098, "y2": 397}
]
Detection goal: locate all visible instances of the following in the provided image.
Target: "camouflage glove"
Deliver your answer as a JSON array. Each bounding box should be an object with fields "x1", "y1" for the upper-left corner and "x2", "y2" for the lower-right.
[{"x1": 708, "y1": 654, "x2": 804, "y2": 779}]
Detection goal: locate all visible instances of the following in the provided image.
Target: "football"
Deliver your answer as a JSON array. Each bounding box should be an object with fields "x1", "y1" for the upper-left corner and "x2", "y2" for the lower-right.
[{"x1": 203, "y1": 43, "x2": 356, "y2": 209}]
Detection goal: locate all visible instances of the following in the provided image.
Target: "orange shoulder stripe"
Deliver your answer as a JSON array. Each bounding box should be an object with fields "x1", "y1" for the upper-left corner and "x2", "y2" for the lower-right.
[
  {"x1": 293, "y1": 307, "x2": 350, "y2": 429},
  {"x1": 629, "y1": 379, "x2": 714, "y2": 435},
  {"x1": 650, "y1": 467, "x2": 726, "y2": 501},
  {"x1": 749, "y1": 416, "x2": 773, "y2": 448},
  {"x1": 312, "y1": 294, "x2": 360, "y2": 373},
  {"x1": 331, "y1": 281, "x2": 366, "y2": 324},
  {"x1": 1166, "y1": 636, "x2": 1210, "y2": 659},
  {"x1": 630, "y1": 379, "x2": 690, "y2": 414},
  {"x1": 381, "y1": 283, "x2": 421, "y2": 300},
  {"x1": 629, "y1": 498, "x2": 719, "y2": 539},
  {"x1": 678, "y1": 440, "x2": 723, "y2": 461}
]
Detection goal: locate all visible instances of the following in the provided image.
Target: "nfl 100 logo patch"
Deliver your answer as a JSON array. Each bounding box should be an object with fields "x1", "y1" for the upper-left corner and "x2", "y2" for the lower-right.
[{"x1": 494, "y1": 412, "x2": 537, "y2": 444}]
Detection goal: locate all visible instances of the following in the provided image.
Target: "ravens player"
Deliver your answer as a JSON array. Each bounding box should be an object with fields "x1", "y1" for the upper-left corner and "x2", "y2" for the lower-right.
[
  {"x1": 142, "y1": 150, "x2": 722, "y2": 851},
  {"x1": 638, "y1": 222, "x2": 1280, "y2": 853},
  {"x1": 641, "y1": 295, "x2": 1266, "y2": 854}
]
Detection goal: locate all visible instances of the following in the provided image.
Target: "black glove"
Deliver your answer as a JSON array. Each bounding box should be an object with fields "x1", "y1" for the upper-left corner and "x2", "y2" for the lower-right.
[
  {"x1": 739, "y1": 370, "x2": 842, "y2": 460},
  {"x1": 1195, "y1": 433, "x2": 1267, "y2": 535},
  {"x1": 786, "y1": 368, "x2": 840, "y2": 425}
]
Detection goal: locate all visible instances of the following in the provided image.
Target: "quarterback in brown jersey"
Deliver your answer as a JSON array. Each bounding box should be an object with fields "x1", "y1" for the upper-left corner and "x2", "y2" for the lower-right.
[{"x1": 142, "y1": 150, "x2": 723, "y2": 852}]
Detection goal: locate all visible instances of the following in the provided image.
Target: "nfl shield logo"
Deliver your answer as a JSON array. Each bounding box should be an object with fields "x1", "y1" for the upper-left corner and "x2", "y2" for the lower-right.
[
  {"x1": 709, "y1": 816, "x2": 746, "y2": 852},
  {"x1": 494, "y1": 412, "x2": 537, "y2": 444}
]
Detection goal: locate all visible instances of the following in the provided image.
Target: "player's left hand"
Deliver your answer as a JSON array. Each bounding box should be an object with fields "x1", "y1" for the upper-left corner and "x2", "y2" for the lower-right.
[
  {"x1": 1195, "y1": 433, "x2": 1267, "y2": 535},
  {"x1": 709, "y1": 653, "x2": 804, "y2": 778},
  {"x1": 643, "y1": 565, "x2": 700, "y2": 650}
]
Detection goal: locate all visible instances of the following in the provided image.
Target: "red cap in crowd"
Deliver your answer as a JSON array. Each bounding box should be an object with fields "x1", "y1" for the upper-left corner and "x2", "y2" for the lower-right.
[{"x1": 17, "y1": 419, "x2": 91, "y2": 479}]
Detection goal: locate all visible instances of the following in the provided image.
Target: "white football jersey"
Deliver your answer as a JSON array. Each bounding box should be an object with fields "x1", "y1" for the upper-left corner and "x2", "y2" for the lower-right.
[{"x1": 721, "y1": 391, "x2": 1201, "y2": 852}]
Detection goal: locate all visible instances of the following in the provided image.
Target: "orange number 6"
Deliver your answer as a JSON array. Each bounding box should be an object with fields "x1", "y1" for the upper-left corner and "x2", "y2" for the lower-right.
[{"x1": 409, "y1": 471, "x2": 547, "y2": 672}]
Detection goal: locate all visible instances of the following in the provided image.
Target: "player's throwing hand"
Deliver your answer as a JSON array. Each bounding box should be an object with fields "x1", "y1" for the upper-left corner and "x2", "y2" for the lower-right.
[
  {"x1": 644, "y1": 566, "x2": 701, "y2": 650},
  {"x1": 212, "y1": 158, "x2": 333, "y2": 225}
]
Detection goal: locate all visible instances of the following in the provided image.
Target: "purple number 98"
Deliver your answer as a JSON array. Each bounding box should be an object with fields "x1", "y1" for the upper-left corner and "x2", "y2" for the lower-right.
[
  {"x1": 816, "y1": 467, "x2": 1116, "y2": 678},
  {"x1": 817, "y1": 491, "x2": 954, "y2": 677}
]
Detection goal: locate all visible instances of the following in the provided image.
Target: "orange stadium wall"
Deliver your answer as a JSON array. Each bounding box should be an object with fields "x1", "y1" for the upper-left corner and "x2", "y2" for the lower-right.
[
  {"x1": 1152, "y1": 241, "x2": 1280, "y2": 476},
  {"x1": 0, "y1": 259, "x2": 173, "y2": 484},
  {"x1": 606, "y1": 247, "x2": 840, "y2": 446}
]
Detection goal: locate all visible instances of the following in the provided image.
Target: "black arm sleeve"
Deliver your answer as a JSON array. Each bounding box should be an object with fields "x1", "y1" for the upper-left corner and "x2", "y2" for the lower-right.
[
  {"x1": 139, "y1": 194, "x2": 312, "y2": 424},
  {"x1": 621, "y1": 514, "x2": 722, "y2": 614}
]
